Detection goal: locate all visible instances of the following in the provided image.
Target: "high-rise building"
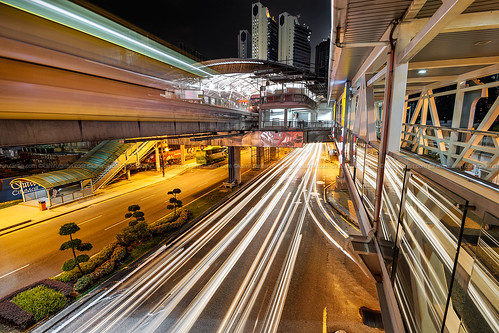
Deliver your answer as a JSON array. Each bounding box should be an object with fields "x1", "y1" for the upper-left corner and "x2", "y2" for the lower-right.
[
  {"x1": 278, "y1": 12, "x2": 311, "y2": 71},
  {"x1": 315, "y1": 38, "x2": 330, "y2": 78},
  {"x1": 238, "y1": 30, "x2": 251, "y2": 58},
  {"x1": 251, "y1": 2, "x2": 278, "y2": 61}
]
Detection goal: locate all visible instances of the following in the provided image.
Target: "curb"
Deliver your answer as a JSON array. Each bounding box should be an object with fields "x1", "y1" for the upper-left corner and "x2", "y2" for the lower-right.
[{"x1": 0, "y1": 172, "x2": 189, "y2": 237}]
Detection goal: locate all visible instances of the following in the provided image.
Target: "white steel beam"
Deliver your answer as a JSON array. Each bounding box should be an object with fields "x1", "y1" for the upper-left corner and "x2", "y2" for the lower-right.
[
  {"x1": 407, "y1": 76, "x2": 457, "y2": 83},
  {"x1": 398, "y1": 0, "x2": 475, "y2": 64},
  {"x1": 367, "y1": 67, "x2": 387, "y2": 87},
  {"x1": 408, "y1": 11, "x2": 499, "y2": 34},
  {"x1": 404, "y1": 0, "x2": 428, "y2": 20},
  {"x1": 409, "y1": 56, "x2": 499, "y2": 69}
]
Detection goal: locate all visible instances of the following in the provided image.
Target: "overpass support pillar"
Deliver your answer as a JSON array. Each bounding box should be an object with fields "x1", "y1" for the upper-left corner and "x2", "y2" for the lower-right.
[
  {"x1": 180, "y1": 145, "x2": 186, "y2": 164},
  {"x1": 284, "y1": 108, "x2": 288, "y2": 128},
  {"x1": 228, "y1": 146, "x2": 241, "y2": 186},
  {"x1": 155, "y1": 144, "x2": 160, "y2": 171},
  {"x1": 256, "y1": 147, "x2": 264, "y2": 169},
  {"x1": 269, "y1": 147, "x2": 277, "y2": 160}
]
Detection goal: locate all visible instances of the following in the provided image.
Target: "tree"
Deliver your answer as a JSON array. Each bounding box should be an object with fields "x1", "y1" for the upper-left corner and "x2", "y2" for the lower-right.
[
  {"x1": 167, "y1": 188, "x2": 182, "y2": 217},
  {"x1": 125, "y1": 204, "x2": 145, "y2": 226},
  {"x1": 59, "y1": 222, "x2": 92, "y2": 274}
]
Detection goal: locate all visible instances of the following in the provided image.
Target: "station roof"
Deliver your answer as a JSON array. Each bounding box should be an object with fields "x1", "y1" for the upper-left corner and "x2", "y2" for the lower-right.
[
  {"x1": 180, "y1": 58, "x2": 328, "y2": 102},
  {"x1": 329, "y1": 0, "x2": 499, "y2": 101},
  {"x1": 11, "y1": 140, "x2": 130, "y2": 189}
]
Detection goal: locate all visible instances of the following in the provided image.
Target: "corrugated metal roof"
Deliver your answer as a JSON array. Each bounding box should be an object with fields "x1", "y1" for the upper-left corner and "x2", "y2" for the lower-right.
[
  {"x1": 416, "y1": 0, "x2": 499, "y2": 18},
  {"x1": 345, "y1": 0, "x2": 411, "y2": 43}
]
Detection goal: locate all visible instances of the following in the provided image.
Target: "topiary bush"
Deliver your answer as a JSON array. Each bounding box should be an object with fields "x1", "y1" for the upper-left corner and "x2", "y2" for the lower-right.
[
  {"x1": 110, "y1": 245, "x2": 127, "y2": 262},
  {"x1": 74, "y1": 275, "x2": 92, "y2": 292},
  {"x1": 89, "y1": 259, "x2": 116, "y2": 282},
  {"x1": 11, "y1": 285, "x2": 67, "y2": 321},
  {"x1": 150, "y1": 209, "x2": 191, "y2": 235},
  {"x1": 116, "y1": 221, "x2": 150, "y2": 246}
]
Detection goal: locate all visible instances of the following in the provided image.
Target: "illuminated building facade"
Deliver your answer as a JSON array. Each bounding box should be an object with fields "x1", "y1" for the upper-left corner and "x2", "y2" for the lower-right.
[
  {"x1": 278, "y1": 12, "x2": 311, "y2": 71},
  {"x1": 237, "y1": 30, "x2": 251, "y2": 58},
  {"x1": 251, "y1": 2, "x2": 278, "y2": 61}
]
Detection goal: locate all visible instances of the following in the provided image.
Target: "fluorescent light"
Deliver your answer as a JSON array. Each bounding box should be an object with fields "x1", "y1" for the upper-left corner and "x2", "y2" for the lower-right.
[{"x1": 418, "y1": 69, "x2": 427, "y2": 75}]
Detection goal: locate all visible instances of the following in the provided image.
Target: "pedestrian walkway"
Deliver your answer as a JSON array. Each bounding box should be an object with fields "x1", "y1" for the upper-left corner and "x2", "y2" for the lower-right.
[
  {"x1": 319, "y1": 144, "x2": 360, "y2": 234},
  {"x1": 0, "y1": 162, "x2": 197, "y2": 234}
]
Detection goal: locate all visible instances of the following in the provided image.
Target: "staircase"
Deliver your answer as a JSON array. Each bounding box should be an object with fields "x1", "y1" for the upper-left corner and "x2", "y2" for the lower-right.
[{"x1": 92, "y1": 141, "x2": 157, "y2": 190}]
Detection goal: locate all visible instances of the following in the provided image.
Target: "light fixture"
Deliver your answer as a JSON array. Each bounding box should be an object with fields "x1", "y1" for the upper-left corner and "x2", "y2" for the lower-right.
[{"x1": 418, "y1": 69, "x2": 427, "y2": 75}]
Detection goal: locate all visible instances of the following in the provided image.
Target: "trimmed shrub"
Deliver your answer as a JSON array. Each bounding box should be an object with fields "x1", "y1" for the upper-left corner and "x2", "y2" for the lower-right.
[
  {"x1": 116, "y1": 221, "x2": 150, "y2": 246},
  {"x1": 89, "y1": 259, "x2": 115, "y2": 282},
  {"x1": 150, "y1": 210, "x2": 191, "y2": 235},
  {"x1": 111, "y1": 245, "x2": 127, "y2": 262},
  {"x1": 39, "y1": 279, "x2": 73, "y2": 298},
  {"x1": 74, "y1": 275, "x2": 92, "y2": 292},
  {"x1": 51, "y1": 269, "x2": 82, "y2": 283},
  {"x1": 11, "y1": 285, "x2": 66, "y2": 321},
  {"x1": 0, "y1": 301, "x2": 34, "y2": 328}
]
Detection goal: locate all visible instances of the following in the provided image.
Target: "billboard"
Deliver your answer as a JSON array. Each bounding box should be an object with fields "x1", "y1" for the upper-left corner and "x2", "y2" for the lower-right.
[{"x1": 0, "y1": 177, "x2": 41, "y2": 202}]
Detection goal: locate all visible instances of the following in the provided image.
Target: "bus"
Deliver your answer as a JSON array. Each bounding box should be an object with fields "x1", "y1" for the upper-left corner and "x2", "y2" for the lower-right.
[{"x1": 195, "y1": 146, "x2": 227, "y2": 165}]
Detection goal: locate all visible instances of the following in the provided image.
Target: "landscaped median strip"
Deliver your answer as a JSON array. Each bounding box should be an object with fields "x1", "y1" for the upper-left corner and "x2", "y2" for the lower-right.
[
  {"x1": 0, "y1": 157, "x2": 284, "y2": 331},
  {"x1": 0, "y1": 186, "x2": 235, "y2": 331}
]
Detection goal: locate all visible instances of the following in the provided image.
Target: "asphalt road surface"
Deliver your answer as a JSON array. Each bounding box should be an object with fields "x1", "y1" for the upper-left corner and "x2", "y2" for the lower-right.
[
  {"x1": 34, "y1": 143, "x2": 380, "y2": 333},
  {"x1": 0, "y1": 153, "x2": 253, "y2": 300}
]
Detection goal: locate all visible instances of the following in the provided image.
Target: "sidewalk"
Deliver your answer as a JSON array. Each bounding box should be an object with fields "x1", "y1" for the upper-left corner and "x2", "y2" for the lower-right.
[
  {"x1": 0, "y1": 162, "x2": 197, "y2": 235},
  {"x1": 319, "y1": 144, "x2": 360, "y2": 232}
]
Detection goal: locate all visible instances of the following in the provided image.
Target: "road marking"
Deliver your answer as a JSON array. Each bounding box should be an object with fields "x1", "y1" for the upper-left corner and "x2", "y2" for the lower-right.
[
  {"x1": 104, "y1": 219, "x2": 128, "y2": 231},
  {"x1": 0, "y1": 264, "x2": 30, "y2": 280},
  {"x1": 139, "y1": 194, "x2": 155, "y2": 201},
  {"x1": 78, "y1": 215, "x2": 102, "y2": 226},
  {"x1": 323, "y1": 306, "x2": 327, "y2": 333}
]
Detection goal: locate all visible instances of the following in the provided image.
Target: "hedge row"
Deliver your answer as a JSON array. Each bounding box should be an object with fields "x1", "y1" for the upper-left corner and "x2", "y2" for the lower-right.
[
  {"x1": 150, "y1": 210, "x2": 191, "y2": 235},
  {"x1": 0, "y1": 279, "x2": 72, "y2": 328},
  {"x1": 74, "y1": 245, "x2": 126, "y2": 292},
  {"x1": 52, "y1": 242, "x2": 118, "y2": 283}
]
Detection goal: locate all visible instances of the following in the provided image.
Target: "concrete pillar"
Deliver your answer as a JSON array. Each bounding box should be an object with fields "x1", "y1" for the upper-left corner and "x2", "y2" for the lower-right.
[
  {"x1": 180, "y1": 144, "x2": 186, "y2": 164},
  {"x1": 269, "y1": 147, "x2": 277, "y2": 160},
  {"x1": 386, "y1": 24, "x2": 410, "y2": 153},
  {"x1": 228, "y1": 146, "x2": 241, "y2": 185},
  {"x1": 161, "y1": 141, "x2": 166, "y2": 177},
  {"x1": 155, "y1": 144, "x2": 160, "y2": 171},
  {"x1": 256, "y1": 147, "x2": 264, "y2": 169},
  {"x1": 283, "y1": 108, "x2": 288, "y2": 128}
]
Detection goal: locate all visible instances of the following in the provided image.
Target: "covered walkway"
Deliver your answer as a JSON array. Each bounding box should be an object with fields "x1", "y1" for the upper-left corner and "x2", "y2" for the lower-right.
[
  {"x1": 11, "y1": 140, "x2": 131, "y2": 207},
  {"x1": 328, "y1": 0, "x2": 499, "y2": 332}
]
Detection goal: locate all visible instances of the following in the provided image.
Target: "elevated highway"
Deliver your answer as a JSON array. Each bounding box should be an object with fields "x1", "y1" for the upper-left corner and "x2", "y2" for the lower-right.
[{"x1": 0, "y1": 2, "x2": 256, "y2": 146}]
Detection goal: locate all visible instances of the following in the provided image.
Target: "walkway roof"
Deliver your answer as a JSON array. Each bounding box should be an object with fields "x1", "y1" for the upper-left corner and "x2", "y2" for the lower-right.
[
  {"x1": 11, "y1": 140, "x2": 130, "y2": 189},
  {"x1": 329, "y1": 0, "x2": 499, "y2": 101}
]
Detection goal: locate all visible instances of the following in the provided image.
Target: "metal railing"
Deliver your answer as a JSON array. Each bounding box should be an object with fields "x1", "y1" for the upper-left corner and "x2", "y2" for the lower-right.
[
  {"x1": 260, "y1": 120, "x2": 334, "y2": 129},
  {"x1": 50, "y1": 187, "x2": 92, "y2": 206},
  {"x1": 260, "y1": 93, "x2": 317, "y2": 109},
  {"x1": 401, "y1": 123, "x2": 499, "y2": 183},
  {"x1": 340, "y1": 133, "x2": 499, "y2": 333},
  {"x1": 92, "y1": 141, "x2": 157, "y2": 190}
]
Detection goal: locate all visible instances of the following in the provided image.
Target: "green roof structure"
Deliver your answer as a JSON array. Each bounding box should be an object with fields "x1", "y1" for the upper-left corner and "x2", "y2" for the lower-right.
[{"x1": 11, "y1": 140, "x2": 131, "y2": 189}]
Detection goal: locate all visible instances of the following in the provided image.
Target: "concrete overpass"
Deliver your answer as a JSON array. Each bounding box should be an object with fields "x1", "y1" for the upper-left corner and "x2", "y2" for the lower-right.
[{"x1": 0, "y1": 1, "x2": 257, "y2": 146}]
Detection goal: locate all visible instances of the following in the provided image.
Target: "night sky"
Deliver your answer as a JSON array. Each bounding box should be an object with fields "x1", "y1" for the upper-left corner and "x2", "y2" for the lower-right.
[{"x1": 85, "y1": 0, "x2": 331, "y2": 62}]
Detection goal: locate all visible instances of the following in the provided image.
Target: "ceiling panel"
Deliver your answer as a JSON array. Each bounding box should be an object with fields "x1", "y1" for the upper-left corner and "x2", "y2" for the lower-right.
[{"x1": 412, "y1": 29, "x2": 499, "y2": 62}]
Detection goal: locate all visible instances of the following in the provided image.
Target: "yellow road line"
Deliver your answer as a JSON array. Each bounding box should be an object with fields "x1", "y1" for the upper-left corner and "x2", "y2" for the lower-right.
[
  {"x1": 341, "y1": 215, "x2": 360, "y2": 232},
  {"x1": 323, "y1": 306, "x2": 327, "y2": 333}
]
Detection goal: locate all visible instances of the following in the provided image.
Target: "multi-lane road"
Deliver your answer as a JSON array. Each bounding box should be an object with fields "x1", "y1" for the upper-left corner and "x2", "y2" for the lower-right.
[
  {"x1": 0, "y1": 154, "x2": 253, "y2": 300},
  {"x1": 34, "y1": 143, "x2": 380, "y2": 333}
]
